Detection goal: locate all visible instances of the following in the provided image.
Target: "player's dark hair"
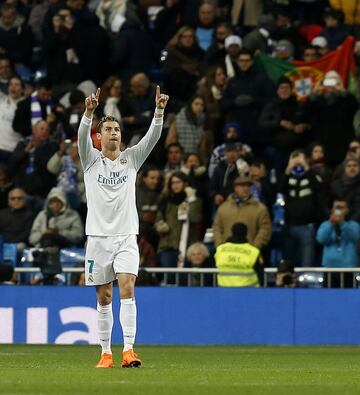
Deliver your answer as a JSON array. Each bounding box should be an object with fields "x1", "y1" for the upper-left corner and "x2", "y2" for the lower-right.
[{"x1": 97, "y1": 116, "x2": 120, "y2": 134}]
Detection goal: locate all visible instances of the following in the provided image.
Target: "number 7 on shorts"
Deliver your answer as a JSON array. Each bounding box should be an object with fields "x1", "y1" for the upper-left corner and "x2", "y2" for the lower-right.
[{"x1": 88, "y1": 259, "x2": 94, "y2": 273}]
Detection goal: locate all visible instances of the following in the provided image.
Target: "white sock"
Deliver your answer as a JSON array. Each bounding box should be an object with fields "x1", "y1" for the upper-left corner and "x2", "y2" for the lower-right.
[
  {"x1": 120, "y1": 298, "x2": 137, "y2": 352},
  {"x1": 97, "y1": 302, "x2": 113, "y2": 354}
]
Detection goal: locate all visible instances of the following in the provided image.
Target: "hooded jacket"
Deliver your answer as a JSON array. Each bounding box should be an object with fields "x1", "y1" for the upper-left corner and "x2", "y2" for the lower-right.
[{"x1": 29, "y1": 187, "x2": 83, "y2": 247}]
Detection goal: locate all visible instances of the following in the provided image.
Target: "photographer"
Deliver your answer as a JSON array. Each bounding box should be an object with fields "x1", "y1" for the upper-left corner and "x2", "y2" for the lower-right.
[
  {"x1": 29, "y1": 187, "x2": 83, "y2": 284},
  {"x1": 281, "y1": 149, "x2": 326, "y2": 267},
  {"x1": 275, "y1": 259, "x2": 296, "y2": 288},
  {"x1": 316, "y1": 199, "x2": 360, "y2": 287}
]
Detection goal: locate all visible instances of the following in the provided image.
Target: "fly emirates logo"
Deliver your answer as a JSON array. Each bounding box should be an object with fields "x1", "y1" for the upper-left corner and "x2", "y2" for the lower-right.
[{"x1": 97, "y1": 171, "x2": 128, "y2": 186}]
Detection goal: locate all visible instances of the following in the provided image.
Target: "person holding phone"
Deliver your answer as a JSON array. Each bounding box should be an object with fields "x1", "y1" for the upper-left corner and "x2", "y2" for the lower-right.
[{"x1": 316, "y1": 199, "x2": 360, "y2": 287}]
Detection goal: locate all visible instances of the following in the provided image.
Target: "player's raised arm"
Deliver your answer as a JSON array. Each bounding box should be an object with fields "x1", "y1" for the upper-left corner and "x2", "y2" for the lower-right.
[
  {"x1": 78, "y1": 88, "x2": 101, "y2": 171},
  {"x1": 128, "y1": 85, "x2": 169, "y2": 170}
]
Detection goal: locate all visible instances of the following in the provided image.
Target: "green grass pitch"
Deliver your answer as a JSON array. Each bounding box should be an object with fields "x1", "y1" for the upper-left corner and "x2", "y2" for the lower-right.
[{"x1": 0, "y1": 345, "x2": 359, "y2": 395}]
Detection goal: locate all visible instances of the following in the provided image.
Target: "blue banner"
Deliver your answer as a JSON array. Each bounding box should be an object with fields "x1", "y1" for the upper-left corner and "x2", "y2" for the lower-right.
[{"x1": 1, "y1": 287, "x2": 360, "y2": 344}]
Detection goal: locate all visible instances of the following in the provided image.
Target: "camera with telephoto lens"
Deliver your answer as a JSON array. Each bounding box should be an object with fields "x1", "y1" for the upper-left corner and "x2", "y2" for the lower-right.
[{"x1": 32, "y1": 239, "x2": 62, "y2": 284}]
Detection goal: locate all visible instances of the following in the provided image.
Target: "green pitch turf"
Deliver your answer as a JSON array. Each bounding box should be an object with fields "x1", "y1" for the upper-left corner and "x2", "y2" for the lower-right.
[{"x1": 0, "y1": 345, "x2": 359, "y2": 395}]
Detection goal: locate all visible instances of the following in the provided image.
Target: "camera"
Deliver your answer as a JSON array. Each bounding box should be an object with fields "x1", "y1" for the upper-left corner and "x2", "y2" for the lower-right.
[
  {"x1": 32, "y1": 246, "x2": 61, "y2": 276},
  {"x1": 276, "y1": 259, "x2": 296, "y2": 288}
]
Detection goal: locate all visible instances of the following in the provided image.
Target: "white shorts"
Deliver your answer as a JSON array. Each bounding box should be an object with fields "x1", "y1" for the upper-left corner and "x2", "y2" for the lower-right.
[{"x1": 84, "y1": 234, "x2": 139, "y2": 286}]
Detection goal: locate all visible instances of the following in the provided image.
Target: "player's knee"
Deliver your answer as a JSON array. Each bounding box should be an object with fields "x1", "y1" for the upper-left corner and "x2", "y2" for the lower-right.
[{"x1": 120, "y1": 281, "x2": 135, "y2": 299}]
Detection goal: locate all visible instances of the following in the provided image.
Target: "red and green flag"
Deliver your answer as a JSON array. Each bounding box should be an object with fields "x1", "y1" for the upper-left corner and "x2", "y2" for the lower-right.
[{"x1": 256, "y1": 36, "x2": 357, "y2": 100}]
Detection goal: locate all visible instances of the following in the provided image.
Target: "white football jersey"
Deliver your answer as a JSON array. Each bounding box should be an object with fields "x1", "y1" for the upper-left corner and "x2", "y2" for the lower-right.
[{"x1": 78, "y1": 114, "x2": 163, "y2": 236}]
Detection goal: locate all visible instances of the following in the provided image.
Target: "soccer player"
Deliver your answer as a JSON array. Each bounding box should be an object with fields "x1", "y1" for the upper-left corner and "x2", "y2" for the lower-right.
[{"x1": 78, "y1": 86, "x2": 169, "y2": 368}]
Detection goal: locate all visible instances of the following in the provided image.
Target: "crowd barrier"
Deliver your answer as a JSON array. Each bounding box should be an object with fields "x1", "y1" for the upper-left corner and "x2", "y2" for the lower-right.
[{"x1": 1, "y1": 286, "x2": 360, "y2": 345}]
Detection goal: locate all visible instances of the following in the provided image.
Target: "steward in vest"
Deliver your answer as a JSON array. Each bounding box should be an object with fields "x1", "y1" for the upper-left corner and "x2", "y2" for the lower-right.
[{"x1": 215, "y1": 222, "x2": 261, "y2": 287}]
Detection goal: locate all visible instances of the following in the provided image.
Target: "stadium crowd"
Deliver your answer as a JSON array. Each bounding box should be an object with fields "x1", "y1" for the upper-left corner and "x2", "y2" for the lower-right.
[{"x1": 1, "y1": 0, "x2": 360, "y2": 286}]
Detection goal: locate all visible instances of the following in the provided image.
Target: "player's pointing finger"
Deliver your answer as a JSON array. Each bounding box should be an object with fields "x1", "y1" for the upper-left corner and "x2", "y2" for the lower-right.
[{"x1": 156, "y1": 85, "x2": 160, "y2": 101}]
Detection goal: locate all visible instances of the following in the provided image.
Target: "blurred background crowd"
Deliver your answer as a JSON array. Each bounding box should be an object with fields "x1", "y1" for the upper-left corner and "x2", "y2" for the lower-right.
[{"x1": 1, "y1": 0, "x2": 360, "y2": 286}]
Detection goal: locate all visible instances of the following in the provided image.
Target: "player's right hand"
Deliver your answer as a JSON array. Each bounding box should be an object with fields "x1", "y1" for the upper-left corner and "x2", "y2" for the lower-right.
[{"x1": 85, "y1": 88, "x2": 100, "y2": 113}]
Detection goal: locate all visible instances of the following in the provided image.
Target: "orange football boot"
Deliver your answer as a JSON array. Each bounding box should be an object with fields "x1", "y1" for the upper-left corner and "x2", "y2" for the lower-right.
[
  {"x1": 122, "y1": 349, "x2": 142, "y2": 368},
  {"x1": 96, "y1": 353, "x2": 114, "y2": 368}
]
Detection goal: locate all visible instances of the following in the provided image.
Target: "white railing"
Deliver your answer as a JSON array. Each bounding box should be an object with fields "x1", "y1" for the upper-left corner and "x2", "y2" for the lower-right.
[{"x1": 13, "y1": 267, "x2": 360, "y2": 288}]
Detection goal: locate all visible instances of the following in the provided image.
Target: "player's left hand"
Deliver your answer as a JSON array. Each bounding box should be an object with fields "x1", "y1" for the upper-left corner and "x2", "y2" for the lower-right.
[{"x1": 155, "y1": 85, "x2": 169, "y2": 110}]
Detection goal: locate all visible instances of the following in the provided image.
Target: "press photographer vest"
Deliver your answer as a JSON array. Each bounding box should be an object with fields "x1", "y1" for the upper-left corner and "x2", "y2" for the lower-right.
[{"x1": 215, "y1": 242, "x2": 260, "y2": 287}]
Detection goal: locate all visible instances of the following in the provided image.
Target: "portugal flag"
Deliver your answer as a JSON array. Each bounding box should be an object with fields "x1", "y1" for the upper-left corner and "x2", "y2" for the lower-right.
[{"x1": 256, "y1": 36, "x2": 357, "y2": 100}]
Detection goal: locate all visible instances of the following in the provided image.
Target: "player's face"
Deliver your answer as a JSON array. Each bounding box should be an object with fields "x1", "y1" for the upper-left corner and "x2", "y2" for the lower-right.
[{"x1": 99, "y1": 121, "x2": 121, "y2": 151}]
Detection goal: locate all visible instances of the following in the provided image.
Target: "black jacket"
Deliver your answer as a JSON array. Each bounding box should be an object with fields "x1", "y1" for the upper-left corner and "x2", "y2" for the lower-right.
[{"x1": 0, "y1": 207, "x2": 35, "y2": 243}]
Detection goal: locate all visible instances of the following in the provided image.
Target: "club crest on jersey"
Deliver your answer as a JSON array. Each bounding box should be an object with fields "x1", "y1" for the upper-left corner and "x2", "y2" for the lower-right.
[{"x1": 120, "y1": 158, "x2": 127, "y2": 165}]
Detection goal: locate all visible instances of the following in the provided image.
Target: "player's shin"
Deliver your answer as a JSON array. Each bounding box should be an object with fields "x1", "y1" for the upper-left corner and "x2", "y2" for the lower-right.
[
  {"x1": 120, "y1": 298, "x2": 137, "y2": 351},
  {"x1": 97, "y1": 302, "x2": 113, "y2": 354}
]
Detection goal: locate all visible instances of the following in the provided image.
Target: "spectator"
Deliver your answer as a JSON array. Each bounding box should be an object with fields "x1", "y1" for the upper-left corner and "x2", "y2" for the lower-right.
[
  {"x1": 215, "y1": 222, "x2": 261, "y2": 287},
  {"x1": 320, "y1": 8, "x2": 349, "y2": 50},
  {"x1": 166, "y1": 95, "x2": 213, "y2": 164},
  {"x1": 0, "y1": 4, "x2": 34, "y2": 65},
  {"x1": 180, "y1": 152, "x2": 210, "y2": 229},
  {"x1": 110, "y1": 19, "x2": 155, "y2": 81},
  {"x1": 163, "y1": 142, "x2": 184, "y2": 174},
  {"x1": 230, "y1": 0, "x2": 263, "y2": 33},
  {"x1": 46, "y1": 139, "x2": 86, "y2": 218},
  {"x1": 182, "y1": 241, "x2": 213, "y2": 286},
  {"x1": 163, "y1": 26, "x2": 204, "y2": 105},
  {"x1": 210, "y1": 143, "x2": 249, "y2": 208},
  {"x1": 331, "y1": 158, "x2": 360, "y2": 222},
  {"x1": 243, "y1": 14, "x2": 276, "y2": 54},
  {"x1": 302, "y1": 45, "x2": 319, "y2": 62},
  {"x1": 197, "y1": 65, "x2": 227, "y2": 142},
  {"x1": 220, "y1": 49, "x2": 275, "y2": 145},
  {"x1": 202, "y1": 22, "x2": 232, "y2": 68},
  {"x1": 222, "y1": 35, "x2": 242, "y2": 78},
  {"x1": 8, "y1": 120, "x2": 58, "y2": 200},
  {"x1": 249, "y1": 160, "x2": 276, "y2": 213},
  {"x1": 27, "y1": 0, "x2": 55, "y2": 44},
  {"x1": 42, "y1": 8, "x2": 82, "y2": 87},
  {"x1": 155, "y1": 171, "x2": 202, "y2": 272},
  {"x1": 0, "y1": 187, "x2": 35, "y2": 249},
  {"x1": 281, "y1": 150, "x2": 326, "y2": 267},
  {"x1": 0, "y1": 76, "x2": 24, "y2": 163},
  {"x1": 308, "y1": 70, "x2": 358, "y2": 166},
  {"x1": 29, "y1": 186, "x2": 83, "y2": 248},
  {"x1": 153, "y1": 0, "x2": 184, "y2": 47},
  {"x1": 98, "y1": 76, "x2": 131, "y2": 124},
  {"x1": 123, "y1": 73, "x2": 156, "y2": 145},
  {"x1": 258, "y1": 76, "x2": 310, "y2": 172},
  {"x1": 272, "y1": 8, "x2": 306, "y2": 59},
  {"x1": 0, "y1": 164, "x2": 14, "y2": 209},
  {"x1": 316, "y1": 198, "x2": 360, "y2": 287},
  {"x1": 208, "y1": 121, "x2": 252, "y2": 178},
  {"x1": 272, "y1": 40, "x2": 294, "y2": 61},
  {"x1": 213, "y1": 175, "x2": 272, "y2": 250},
  {"x1": 95, "y1": 0, "x2": 127, "y2": 34},
  {"x1": 194, "y1": 1, "x2": 217, "y2": 51},
  {"x1": 311, "y1": 36, "x2": 330, "y2": 57},
  {"x1": 275, "y1": 259, "x2": 296, "y2": 288},
  {"x1": 307, "y1": 142, "x2": 333, "y2": 189},
  {"x1": 333, "y1": 138, "x2": 360, "y2": 180},
  {"x1": 59, "y1": 89, "x2": 85, "y2": 139},
  {"x1": 0, "y1": 56, "x2": 14, "y2": 94},
  {"x1": 136, "y1": 165, "x2": 163, "y2": 227},
  {"x1": 12, "y1": 77, "x2": 53, "y2": 138}
]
